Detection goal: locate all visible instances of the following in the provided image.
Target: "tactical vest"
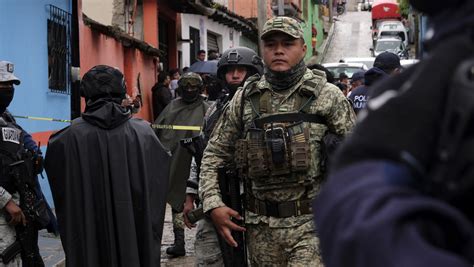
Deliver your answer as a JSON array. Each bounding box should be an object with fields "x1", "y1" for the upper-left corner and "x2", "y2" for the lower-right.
[
  {"x1": 236, "y1": 70, "x2": 328, "y2": 192},
  {"x1": 0, "y1": 117, "x2": 25, "y2": 193}
]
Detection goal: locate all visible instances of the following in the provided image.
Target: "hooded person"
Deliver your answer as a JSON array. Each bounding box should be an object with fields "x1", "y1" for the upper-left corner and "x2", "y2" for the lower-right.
[
  {"x1": 154, "y1": 72, "x2": 210, "y2": 257},
  {"x1": 314, "y1": 0, "x2": 474, "y2": 266},
  {"x1": 45, "y1": 65, "x2": 170, "y2": 267}
]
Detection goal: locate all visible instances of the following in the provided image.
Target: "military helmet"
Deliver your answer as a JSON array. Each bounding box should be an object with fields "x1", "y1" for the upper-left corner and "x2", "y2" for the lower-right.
[
  {"x1": 178, "y1": 72, "x2": 203, "y2": 88},
  {"x1": 81, "y1": 65, "x2": 126, "y2": 99},
  {"x1": 216, "y1": 47, "x2": 263, "y2": 81}
]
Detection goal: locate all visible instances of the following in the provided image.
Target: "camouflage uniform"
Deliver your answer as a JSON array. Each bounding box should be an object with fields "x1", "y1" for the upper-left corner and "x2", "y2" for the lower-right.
[
  {"x1": 0, "y1": 191, "x2": 20, "y2": 267},
  {"x1": 199, "y1": 17, "x2": 356, "y2": 267}
]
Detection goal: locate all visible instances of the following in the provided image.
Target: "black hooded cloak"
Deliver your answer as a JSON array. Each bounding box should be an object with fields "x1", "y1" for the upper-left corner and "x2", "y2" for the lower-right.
[{"x1": 45, "y1": 99, "x2": 170, "y2": 267}]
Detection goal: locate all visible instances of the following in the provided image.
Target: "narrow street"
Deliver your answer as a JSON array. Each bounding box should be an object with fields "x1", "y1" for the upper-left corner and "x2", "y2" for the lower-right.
[
  {"x1": 38, "y1": 8, "x2": 377, "y2": 267},
  {"x1": 323, "y1": 10, "x2": 374, "y2": 63}
]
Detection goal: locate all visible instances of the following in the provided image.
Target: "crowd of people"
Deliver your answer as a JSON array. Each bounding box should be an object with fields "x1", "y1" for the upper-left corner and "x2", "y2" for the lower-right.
[{"x1": 0, "y1": 0, "x2": 473, "y2": 265}]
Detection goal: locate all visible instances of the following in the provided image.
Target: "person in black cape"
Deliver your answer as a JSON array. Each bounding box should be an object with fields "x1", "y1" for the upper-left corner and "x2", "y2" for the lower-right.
[{"x1": 45, "y1": 65, "x2": 170, "y2": 267}]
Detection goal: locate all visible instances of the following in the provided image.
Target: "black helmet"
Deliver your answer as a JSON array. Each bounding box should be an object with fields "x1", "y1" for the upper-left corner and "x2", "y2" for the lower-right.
[
  {"x1": 81, "y1": 65, "x2": 126, "y2": 100},
  {"x1": 217, "y1": 47, "x2": 263, "y2": 81}
]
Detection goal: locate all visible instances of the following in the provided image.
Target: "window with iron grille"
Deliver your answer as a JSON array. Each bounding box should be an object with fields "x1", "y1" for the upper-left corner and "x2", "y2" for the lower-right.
[{"x1": 47, "y1": 5, "x2": 71, "y2": 94}]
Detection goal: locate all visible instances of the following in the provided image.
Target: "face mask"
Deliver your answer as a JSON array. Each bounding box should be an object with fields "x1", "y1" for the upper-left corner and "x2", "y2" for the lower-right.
[
  {"x1": 180, "y1": 86, "x2": 200, "y2": 103},
  {"x1": 0, "y1": 87, "x2": 14, "y2": 113}
]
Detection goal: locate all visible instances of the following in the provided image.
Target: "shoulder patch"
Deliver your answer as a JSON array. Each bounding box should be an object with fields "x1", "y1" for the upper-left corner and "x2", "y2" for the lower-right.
[{"x1": 2, "y1": 127, "x2": 21, "y2": 144}]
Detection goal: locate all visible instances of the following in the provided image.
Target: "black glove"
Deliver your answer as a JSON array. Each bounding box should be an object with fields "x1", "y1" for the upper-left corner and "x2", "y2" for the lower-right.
[{"x1": 333, "y1": 35, "x2": 474, "y2": 178}]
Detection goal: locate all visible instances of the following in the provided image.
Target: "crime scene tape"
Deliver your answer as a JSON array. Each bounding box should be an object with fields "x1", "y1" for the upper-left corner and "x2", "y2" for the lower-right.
[
  {"x1": 14, "y1": 115, "x2": 201, "y2": 131},
  {"x1": 151, "y1": 124, "x2": 201, "y2": 131}
]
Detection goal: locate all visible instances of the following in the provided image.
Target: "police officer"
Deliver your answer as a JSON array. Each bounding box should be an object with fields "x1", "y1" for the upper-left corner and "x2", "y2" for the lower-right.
[
  {"x1": 183, "y1": 47, "x2": 263, "y2": 266},
  {"x1": 314, "y1": 0, "x2": 474, "y2": 266},
  {"x1": 199, "y1": 17, "x2": 355, "y2": 266},
  {"x1": 155, "y1": 72, "x2": 210, "y2": 258},
  {"x1": 0, "y1": 60, "x2": 52, "y2": 266}
]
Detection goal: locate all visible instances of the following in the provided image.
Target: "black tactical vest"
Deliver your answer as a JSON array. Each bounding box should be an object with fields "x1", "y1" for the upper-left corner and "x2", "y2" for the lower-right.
[{"x1": 0, "y1": 116, "x2": 24, "y2": 193}]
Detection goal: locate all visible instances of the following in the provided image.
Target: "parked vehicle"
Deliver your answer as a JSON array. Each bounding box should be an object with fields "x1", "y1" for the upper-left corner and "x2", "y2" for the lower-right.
[
  {"x1": 322, "y1": 62, "x2": 369, "y2": 79},
  {"x1": 400, "y1": 59, "x2": 419, "y2": 68},
  {"x1": 341, "y1": 57, "x2": 376, "y2": 68},
  {"x1": 371, "y1": 0, "x2": 401, "y2": 44},
  {"x1": 371, "y1": 37, "x2": 409, "y2": 59},
  {"x1": 376, "y1": 20, "x2": 409, "y2": 47}
]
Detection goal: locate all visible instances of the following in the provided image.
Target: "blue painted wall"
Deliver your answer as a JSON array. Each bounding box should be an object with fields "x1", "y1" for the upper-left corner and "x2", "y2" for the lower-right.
[{"x1": 0, "y1": 0, "x2": 73, "y2": 206}]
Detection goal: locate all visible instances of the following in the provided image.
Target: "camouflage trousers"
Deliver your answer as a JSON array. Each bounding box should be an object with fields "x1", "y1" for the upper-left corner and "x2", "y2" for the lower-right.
[
  {"x1": 194, "y1": 217, "x2": 223, "y2": 266},
  {"x1": 0, "y1": 194, "x2": 21, "y2": 267},
  {"x1": 246, "y1": 220, "x2": 323, "y2": 267}
]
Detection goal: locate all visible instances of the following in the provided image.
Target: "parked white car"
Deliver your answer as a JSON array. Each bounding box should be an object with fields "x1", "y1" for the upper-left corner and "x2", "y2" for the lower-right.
[
  {"x1": 375, "y1": 20, "x2": 409, "y2": 48},
  {"x1": 371, "y1": 37, "x2": 409, "y2": 59},
  {"x1": 322, "y1": 62, "x2": 369, "y2": 79},
  {"x1": 341, "y1": 57, "x2": 376, "y2": 68}
]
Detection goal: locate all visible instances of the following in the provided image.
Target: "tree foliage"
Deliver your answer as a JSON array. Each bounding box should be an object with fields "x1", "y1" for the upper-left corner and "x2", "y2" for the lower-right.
[{"x1": 398, "y1": 0, "x2": 410, "y2": 17}]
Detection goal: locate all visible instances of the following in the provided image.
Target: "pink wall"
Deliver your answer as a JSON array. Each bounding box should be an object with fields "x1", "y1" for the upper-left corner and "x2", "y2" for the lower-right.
[{"x1": 79, "y1": 1, "x2": 159, "y2": 122}]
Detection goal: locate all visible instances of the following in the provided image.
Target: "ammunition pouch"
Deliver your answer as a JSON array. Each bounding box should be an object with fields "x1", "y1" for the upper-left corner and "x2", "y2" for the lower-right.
[
  {"x1": 236, "y1": 120, "x2": 312, "y2": 188},
  {"x1": 246, "y1": 194, "x2": 312, "y2": 218}
]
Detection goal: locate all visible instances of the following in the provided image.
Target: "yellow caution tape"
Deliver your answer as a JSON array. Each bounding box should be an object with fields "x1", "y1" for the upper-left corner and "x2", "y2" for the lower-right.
[
  {"x1": 151, "y1": 124, "x2": 201, "y2": 131},
  {"x1": 14, "y1": 115, "x2": 201, "y2": 131}
]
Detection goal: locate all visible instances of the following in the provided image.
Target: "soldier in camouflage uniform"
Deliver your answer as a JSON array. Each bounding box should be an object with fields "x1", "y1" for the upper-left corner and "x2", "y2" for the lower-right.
[
  {"x1": 184, "y1": 47, "x2": 263, "y2": 266},
  {"x1": 199, "y1": 17, "x2": 356, "y2": 266}
]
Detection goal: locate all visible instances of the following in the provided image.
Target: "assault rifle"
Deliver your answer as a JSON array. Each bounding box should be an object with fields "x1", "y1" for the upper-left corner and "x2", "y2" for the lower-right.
[
  {"x1": 4, "y1": 151, "x2": 50, "y2": 266},
  {"x1": 217, "y1": 167, "x2": 248, "y2": 267}
]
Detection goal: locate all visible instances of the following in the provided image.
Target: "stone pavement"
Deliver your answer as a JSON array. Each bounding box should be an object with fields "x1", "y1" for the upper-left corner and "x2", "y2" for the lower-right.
[
  {"x1": 323, "y1": 10, "x2": 373, "y2": 63},
  {"x1": 161, "y1": 204, "x2": 197, "y2": 266}
]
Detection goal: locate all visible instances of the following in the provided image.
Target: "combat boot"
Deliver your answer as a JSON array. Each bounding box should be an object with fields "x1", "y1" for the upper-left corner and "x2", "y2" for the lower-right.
[{"x1": 166, "y1": 227, "x2": 185, "y2": 257}]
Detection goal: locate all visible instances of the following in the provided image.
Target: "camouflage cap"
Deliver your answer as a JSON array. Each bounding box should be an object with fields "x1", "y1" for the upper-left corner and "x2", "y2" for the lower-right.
[
  {"x1": 261, "y1": 16, "x2": 303, "y2": 40},
  {"x1": 178, "y1": 72, "x2": 203, "y2": 87},
  {"x1": 0, "y1": 61, "x2": 20, "y2": 85}
]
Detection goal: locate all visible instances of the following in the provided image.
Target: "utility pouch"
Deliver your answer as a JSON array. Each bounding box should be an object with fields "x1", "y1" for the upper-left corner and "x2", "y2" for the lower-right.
[
  {"x1": 287, "y1": 122, "x2": 311, "y2": 172},
  {"x1": 264, "y1": 124, "x2": 291, "y2": 176},
  {"x1": 247, "y1": 128, "x2": 269, "y2": 177}
]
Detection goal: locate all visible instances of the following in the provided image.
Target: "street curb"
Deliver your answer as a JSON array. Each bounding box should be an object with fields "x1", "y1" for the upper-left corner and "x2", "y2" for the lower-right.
[
  {"x1": 319, "y1": 21, "x2": 336, "y2": 63},
  {"x1": 305, "y1": 20, "x2": 336, "y2": 65}
]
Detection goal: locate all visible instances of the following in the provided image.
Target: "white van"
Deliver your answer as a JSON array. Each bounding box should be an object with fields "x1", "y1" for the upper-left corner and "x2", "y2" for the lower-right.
[{"x1": 376, "y1": 20, "x2": 409, "y2": 48}]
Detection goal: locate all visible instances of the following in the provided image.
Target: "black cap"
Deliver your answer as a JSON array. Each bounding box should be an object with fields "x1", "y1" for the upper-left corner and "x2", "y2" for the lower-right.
[
  {"x1": 373, "y1": 52, "x2": 401, "y2": 73},
  {"x1": 351, "y1": 71, "x2": 365, "y2": 83},
  {"x1": 81, "y1": 65, "x2": 126, "y2": 99}
]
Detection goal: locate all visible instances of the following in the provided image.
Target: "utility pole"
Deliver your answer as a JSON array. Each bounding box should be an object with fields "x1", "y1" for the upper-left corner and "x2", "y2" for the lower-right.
[
  {"x1": 257, "y1": 0, "x2": 267, "y2": 55},
  {"x1": 277, "y1": 0, "x2": 284, "y2": 16}
]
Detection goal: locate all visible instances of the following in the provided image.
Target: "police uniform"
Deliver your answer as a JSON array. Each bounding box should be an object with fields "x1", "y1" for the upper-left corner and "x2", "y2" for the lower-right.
[
  {"x1": 0, "y1": 61, "x2": 24, "y2": 267},
  {"x1": 199, "y1": 17, "x2": 356, "y2": 266}
]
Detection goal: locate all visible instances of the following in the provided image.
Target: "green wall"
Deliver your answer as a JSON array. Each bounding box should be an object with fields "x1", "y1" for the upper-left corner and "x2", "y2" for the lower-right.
[{"x1": 301, "y1": 0, "x2": 325, "y2": 60}]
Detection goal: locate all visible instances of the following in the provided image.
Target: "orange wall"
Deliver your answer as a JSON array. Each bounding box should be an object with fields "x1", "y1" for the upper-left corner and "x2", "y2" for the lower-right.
[
  {"x1": 79, "y1": 0, "x2": 160, "y2": 122},
  {"x1": 232, "y1": 0, "x2": 273, "y2": 19}
]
